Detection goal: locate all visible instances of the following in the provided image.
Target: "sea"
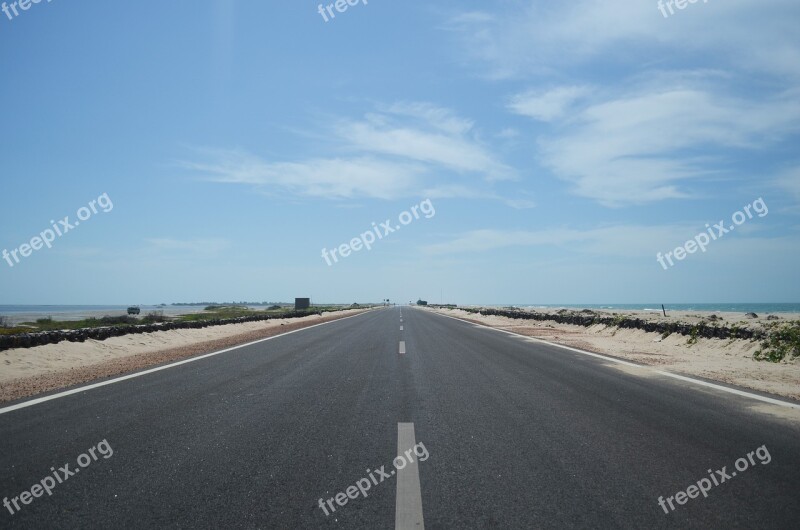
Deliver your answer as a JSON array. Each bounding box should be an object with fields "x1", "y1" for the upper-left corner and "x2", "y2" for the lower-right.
[{"x1": 0, "y1": 305, "x2": 209, "y2": 326}]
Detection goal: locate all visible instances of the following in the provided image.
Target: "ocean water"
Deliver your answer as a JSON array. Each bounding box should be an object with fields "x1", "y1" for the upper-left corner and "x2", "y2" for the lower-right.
[
  {"x1": 0, "y1": 305, "x2": 209, "y2": 325},
  {"x1": 511, "y1": 303, "x2": 800, "y2": 313}
]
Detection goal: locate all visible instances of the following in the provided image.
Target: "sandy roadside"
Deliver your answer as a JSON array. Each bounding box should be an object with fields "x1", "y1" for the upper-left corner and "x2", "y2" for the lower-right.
[
  {"x1": 425, "y1": 307, "x2": 800, "y2": 401},
  {"x1": 0, "y1": 309, "x2": 371, "y2": 403}
]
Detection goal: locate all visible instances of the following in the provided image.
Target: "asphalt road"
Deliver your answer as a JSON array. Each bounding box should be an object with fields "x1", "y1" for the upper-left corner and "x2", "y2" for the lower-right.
[{"x1": 1, "y1": 307, "x2": 799, "y2": 529}]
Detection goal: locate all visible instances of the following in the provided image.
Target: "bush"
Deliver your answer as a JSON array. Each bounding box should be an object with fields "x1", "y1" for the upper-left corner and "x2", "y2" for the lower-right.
[
  {"x1": 141, "y1": 311, "x2": 166, "y2": 324},
  {"x1": 686, "y1": 326, "x2": 700, "y2": 345},
  {"x1": 754, "y1": 321, "x2": 800, "y2": 362},
  {"x1": 99, "y1": 315, "x2": 139, "y2": 326}
]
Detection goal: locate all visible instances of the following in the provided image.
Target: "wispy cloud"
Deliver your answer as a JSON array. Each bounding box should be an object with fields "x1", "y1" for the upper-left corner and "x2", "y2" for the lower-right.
[
  {"x1": 527, "y1": 84, "x2": 800, "y2": 206},
  {"x1": 422, "y1": 226, "x2": 679, "y2": 257},
  {"x1": 181, "y1": 150, "x2": 424, "y2": 200},
  {"x1": 508, "y1": 86, "x2": 591, "y2": 122},
  {"x1": 446, "y1": 1, "x2": 800, "y2": 79},
  {"x1": 421, "y1": 224, "x2": 795, "y2": 263},
  {"x1": 448, "y1": 1, "x2": 800, "y2": 206},
  {"x1": 334, "y1": 112, "x2": 514, "y2": 181},
  {"x1": 180, "y1": 102, "x2": 516, "y2": 201}
]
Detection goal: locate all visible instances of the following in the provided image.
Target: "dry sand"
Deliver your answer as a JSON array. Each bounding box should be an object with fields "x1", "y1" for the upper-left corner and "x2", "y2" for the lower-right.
[
  {"x1": 0, "y1": 309, "x2": 368, "y2": 403},
  {"x1": 3, "y1": 306, "x2": 797, "y2": 406},
  {"x1": 426, "y1": 307, "x2": 800, "y2": 401}
]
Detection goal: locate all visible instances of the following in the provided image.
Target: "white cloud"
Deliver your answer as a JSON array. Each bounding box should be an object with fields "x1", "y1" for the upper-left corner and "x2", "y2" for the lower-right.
[
  {"x1": 508, "y1": 86, "x2": 591, "y2": 122},
  {"x1": 447, "y1": 0, "x2": 800, "y2": 79},
  {"x1": 422, "y1": 226, "x2": 679, "y2": 257},
  {"x1": 181, "y1": 102, "x2": 516, "y2": 201},
  {"x1": 381, "y1": 102, "x2": 474, "y2": 135},
  {"x1": 504, "y1": 198, "x2": 536, "y2": 209},
  {"x1": 421, "y1": 223, "x2": 795, "y2": 265},
  {"x1": 182, "y1": 150, "x2": 423, "y2": 200},
  {"x1": 336, "y1": 106, "x2": 514, "y2": 181},
  {"x1": 511, "y1": 82, "x2": 800, "y2": 205}
]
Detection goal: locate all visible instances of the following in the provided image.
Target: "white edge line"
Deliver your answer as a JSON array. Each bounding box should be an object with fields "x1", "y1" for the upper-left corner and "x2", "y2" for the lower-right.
[
  {"x1": 0, "y1": 310, "x2": 372, "y2": 415},
  {"x1": 431, "y1": 310, "x2": 800, "y2": 410}
]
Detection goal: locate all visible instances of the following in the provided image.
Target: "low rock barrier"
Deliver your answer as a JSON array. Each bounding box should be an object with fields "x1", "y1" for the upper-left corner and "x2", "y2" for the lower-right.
[
  {"x1": 452, "y1": 307, "x2": 764, "y2": 341},
  {"x1": 0, "y1": 310, "x2": 328, "y2": 352}
]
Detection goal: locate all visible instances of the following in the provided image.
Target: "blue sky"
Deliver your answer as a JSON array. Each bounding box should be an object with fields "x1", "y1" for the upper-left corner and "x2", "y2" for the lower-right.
[{"x1": 1, "y1": 0, "x2": 798, "y2": 305}]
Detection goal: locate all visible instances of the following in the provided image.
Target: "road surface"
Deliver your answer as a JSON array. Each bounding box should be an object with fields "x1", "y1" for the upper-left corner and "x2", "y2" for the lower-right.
[{"x1": 1, "y1": 307, "x2": 799, "y2": 528}]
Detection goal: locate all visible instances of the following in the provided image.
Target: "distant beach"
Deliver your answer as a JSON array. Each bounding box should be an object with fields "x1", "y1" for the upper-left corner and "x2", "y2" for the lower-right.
[{"x1": 507, "y1": 303, "x2": 800, "y2": 314}]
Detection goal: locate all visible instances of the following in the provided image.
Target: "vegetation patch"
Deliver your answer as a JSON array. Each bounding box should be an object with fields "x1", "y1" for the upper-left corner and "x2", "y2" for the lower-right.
[{"x1": 754, "y1": 321, "x2": 800, "y2": 362}]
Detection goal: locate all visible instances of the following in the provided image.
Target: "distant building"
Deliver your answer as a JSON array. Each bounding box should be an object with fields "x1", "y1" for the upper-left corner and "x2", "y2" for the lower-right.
[{"x1": 295, "y1": 298, "x2": 311, "y2": 310}]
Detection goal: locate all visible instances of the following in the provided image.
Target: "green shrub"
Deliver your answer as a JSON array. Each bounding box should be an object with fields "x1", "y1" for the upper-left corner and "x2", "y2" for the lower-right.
[
  {"x1": 99, "y1": 315, "x2": 138, "y2": 325},
  {"x1": 754, "y1": 321, "x2": 800, "y2": 362},
  {"x1": 686, "y1": 326, "x2": 700, "y2": 345},
  {"x1": 141, "y1": 311, "x2": 167, "y2": 324}
]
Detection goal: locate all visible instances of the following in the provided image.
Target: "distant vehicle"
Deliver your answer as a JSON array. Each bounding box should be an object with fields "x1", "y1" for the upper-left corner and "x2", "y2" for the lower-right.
[{"x1": 127, "y1": 306, "x2": 141, "y2": 315}]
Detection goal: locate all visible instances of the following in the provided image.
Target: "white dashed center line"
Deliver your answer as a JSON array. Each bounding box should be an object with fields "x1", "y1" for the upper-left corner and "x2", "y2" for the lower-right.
[{"x1": 395, "y1": 422, "x2": 425, "y2": 529}]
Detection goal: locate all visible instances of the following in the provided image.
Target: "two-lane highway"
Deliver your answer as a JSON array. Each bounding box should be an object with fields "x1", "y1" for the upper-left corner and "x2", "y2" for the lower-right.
[{"x1": 1, "y1": 306, "x2": 799, "y2": 528}]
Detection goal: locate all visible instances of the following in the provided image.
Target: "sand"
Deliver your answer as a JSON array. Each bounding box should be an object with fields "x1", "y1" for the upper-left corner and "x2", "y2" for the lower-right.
[
  {"x1": 3, "y1": 305, "x2": 797, "y2": 405},
  {"x1": 425, "y1": 307, "x2": 800, "y2": 401},
  {"x1": 0, "y1": 309, "x2": 368, "y2": 403}
]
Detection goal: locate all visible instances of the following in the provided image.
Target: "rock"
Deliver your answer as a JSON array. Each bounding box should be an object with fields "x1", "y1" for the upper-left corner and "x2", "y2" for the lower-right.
[{"x1": 745, "y1": 312, "x2": 758, "y2": 319}]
